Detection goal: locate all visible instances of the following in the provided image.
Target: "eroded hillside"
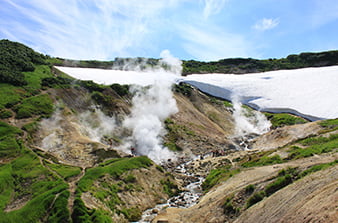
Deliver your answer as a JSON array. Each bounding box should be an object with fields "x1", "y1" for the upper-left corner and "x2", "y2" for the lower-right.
[
  {"x1": 153, "y1": 119, "x2": 338, "y2": 223},
  {"x1": 1, "y1": 40, "x2": 337, "y2": 223}
]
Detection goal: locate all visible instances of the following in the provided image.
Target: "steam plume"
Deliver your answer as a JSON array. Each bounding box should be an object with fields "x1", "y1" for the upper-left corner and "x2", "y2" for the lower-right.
[
  {"x1": 231, "y1": 95, "x2": 271, "y2": 136},
  {"x1": 121, "y1": 50, "x2": 181, "y2": 163}
]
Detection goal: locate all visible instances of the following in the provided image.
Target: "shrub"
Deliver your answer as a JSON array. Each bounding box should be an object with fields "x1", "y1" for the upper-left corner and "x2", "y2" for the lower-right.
[
  {"x1": 202, "y1": 167, "x2": 240, "y2": 191},
  {"x1": 120, "y1": 207, "x2": 142, "y2": 222},
  {"x1": 265, "y1": 113, "x2": 307, "y2": 128},
  {"x1": 265, "y1": 174, "x2": 293, "y2": 196},
  {"x1": 246, "y1": 191, "x2": 265, "y2": 208},
  {"x1": 110, "y1": 83, "x2": 129, "y2": 97},
  {"x1": 319, "y1": 118, "x2": 338, "y2": 130},
  {"x1": 241, "y1": 154, "x2": 283, "y2": 168},
  {"x1": 173, "y1": 82, "x2": 193, "y2": 96},
  {"x1": 14, "y1": 94, "x2": 53, "y2": 119},
  {"x1": 122, "y1": 174, "x2": 137, "y2": 183},
  {"x1": 299, "y1": 160, "x2": 338, "y2": 178},
  {"x1": 223, "y1": 197, "x2": 240, "y2": 215},
  {"x1": 287, "y1": 134, "x2": 338, "y2": 159},
  {"x1": 245, "y1": 184, "x2": 255, "y2": 194},
  {"x1": 161, "y1": 178, "x2": 180, "y2": 197},
  {"x1": 0, "y1": 39, "x2": 47, "y2": 86},
  {"x1": 41, "y1": 76, "x2": 73, "y2": 88},
  {"x1": 79, "y1": 80, "x2": 106, "y2": 92},
  {"x1": 0, "y1": 109, "x2": 12, "y2": 119}
]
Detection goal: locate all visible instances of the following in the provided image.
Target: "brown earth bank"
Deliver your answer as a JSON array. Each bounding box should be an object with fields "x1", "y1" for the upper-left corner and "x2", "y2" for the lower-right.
[
  {"x1": 153, "y1": 153, "x2": 338, "y2": 223},
  {"x1": 3, "y1": 80, "x2": 337, "y2": 223}
]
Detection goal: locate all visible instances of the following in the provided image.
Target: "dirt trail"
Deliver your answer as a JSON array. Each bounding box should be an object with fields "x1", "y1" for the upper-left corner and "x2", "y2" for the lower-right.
[
  {"x1": 67, "y1": 167, "x2": 85, "y2": 213},
  {"x1": 33, "y1": 147, "x2": 86, "y2": 215}
]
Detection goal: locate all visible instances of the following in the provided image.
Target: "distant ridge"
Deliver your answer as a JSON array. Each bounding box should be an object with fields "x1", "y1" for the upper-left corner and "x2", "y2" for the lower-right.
[{"x1": 2, "y1": 39, "x2": 338, "y2": 75}]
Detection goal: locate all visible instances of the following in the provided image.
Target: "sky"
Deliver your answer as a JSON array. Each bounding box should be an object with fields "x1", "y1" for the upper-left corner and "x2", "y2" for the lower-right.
[{"x1": 1, "y1": 0, "x2": 338, "y2": 61}]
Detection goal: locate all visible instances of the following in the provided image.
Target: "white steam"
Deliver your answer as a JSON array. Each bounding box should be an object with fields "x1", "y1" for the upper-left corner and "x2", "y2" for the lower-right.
[
  {"x1": 159, "y1": 49, "x2": 182, "y2": 75},
  {"x1": 78, "y1": 108, "x2": 117, "y2": 142},
  {"x1": 231, "y1": 95, "x2": 271, "y2": 137},
  {"x1": 121, "y1": 50, "x2": 181, "y2": 163}
]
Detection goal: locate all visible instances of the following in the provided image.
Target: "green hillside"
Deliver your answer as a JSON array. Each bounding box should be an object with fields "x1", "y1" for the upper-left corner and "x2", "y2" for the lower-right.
[{"x1": 0, "y1": 39, "x2": 337, "y2": 223}]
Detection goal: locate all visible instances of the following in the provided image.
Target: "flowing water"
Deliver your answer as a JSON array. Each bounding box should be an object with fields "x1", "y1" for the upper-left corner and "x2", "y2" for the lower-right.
[{"x1": 137, "y1": 158, "x2": 204, "y2": 223}]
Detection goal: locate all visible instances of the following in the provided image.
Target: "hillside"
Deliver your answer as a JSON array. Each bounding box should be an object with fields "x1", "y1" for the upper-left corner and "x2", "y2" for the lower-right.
[
  {"x1": 45, "y1": 45, "x2": 338, "y2": 75},
  {"x1": 0, "y1": 39, "x2": 337, "y2": 223}
]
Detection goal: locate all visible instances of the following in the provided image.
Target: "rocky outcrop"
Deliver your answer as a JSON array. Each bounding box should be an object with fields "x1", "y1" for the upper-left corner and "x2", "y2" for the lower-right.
[{"x1": 251, "y1": 121, "x2": 322, "y2": 151}]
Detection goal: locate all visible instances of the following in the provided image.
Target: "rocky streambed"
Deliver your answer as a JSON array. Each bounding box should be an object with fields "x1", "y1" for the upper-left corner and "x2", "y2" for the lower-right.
[{"x1": 138, "y1": 157, "x2": 205, "y2": 223}]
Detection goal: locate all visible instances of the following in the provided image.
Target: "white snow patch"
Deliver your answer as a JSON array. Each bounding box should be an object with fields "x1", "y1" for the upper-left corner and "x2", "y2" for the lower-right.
[
  {"x1": 184, "y1": 66, "x2": 338, "y2": 120},
  {"x1": 56, "y1": 65, "x2": 338, "y2": 120},
  {"x1": 55, "y1": 66, "x2": 179, "y2": 86}
]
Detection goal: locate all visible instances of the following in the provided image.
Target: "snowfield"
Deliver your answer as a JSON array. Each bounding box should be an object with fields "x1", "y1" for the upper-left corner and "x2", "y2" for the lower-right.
[{"x1": 56, "y1": 66, "x2": 338, "y2": 120}]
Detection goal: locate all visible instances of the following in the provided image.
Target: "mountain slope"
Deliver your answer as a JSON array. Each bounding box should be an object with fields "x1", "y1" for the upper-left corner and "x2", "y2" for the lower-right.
[
  {"x1": 153, "y1": 120, "x2": 338, "y2": 223},
  {"x1": 1, "y1": 40, "x2": 337, "y2": 223}
]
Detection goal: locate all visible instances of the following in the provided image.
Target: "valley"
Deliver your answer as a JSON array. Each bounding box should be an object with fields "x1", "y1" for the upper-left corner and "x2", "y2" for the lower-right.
[{"x1": 0, "y1": 40, "x2": 337, "y2": 223}]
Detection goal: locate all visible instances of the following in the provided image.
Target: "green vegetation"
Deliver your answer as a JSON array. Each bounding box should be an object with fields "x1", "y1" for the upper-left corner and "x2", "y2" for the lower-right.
[
  {"x1": 58, "y1": 57, "x2": 160, "y2": 71},
  {"x1": 244, "y1": 184, "x2": 255, "y2": 194},
  {"x1": 299, "y1": 160, "x2": 338, "y2": 178},
  {"x1": 265, "y1": 174, "x2": 293, "y2": 196},
  {"x1": 161, "y1": 178, "x2": 180, "y2": 197},
  {"x1": 0, "y1": 150, "x2": 69, "y2": 223},
  {"x1": 223, "y1": 196, "x2": 240, "y2": 215},
  {"x1": 24, "y1": 65, "x2": 55, "y2": 90},
  {"x1": 173, "y1": 82, "x2": 193, "y2": 96},
  {"x1": 72, "y1": 157, "x2": 153, "y2": 222},
  {"x1": 21, "y1": 121, "x2": 38, "y2": 136},
  {"x1": 41, "y1": 76, "x2": 73, "y2": 88},
  {"x1": 13, "y1": 94, "x2": 53, "y2": 119},
  {"x1": 47, "y1": 190, "x2": 71, "y2": 223},
  {"x1": 202, "y1": 166, "x2": 240, "y2": 191},
  {"x1": 79, "y1": 80, "x2": 107, "y2": 92},
  {"x1": 287, "y1": 134, "x2": 338, "y2": 159},
  {"x1": 264, "y1": 113, "x2": 307, "y2": 128},
  {"x1": 243, "y1": 163, "x2": 336, "y2": 209},
  {"x1": 0, "y1": 84, "x2": 24, "y2": 109},
  {"x1": 0, "y1": 109, "x2": 12, "y2": 119},
  {"x1": 241, "y1": 154, "x2": 283, "y2": 168},
  {"x1": 223, "y1": 100, "x2": 233, "y2": 107},
  {"x1": 110, "y1": 83, "x2": 130, "y2": 97},
  {"x1": 164, "y1": 118, "x2": 195, "y2": 152},
  {"x1": 0, "y1": 39, "x2": 46, "y2": 86},
  {"x1": 119, "y1": 207, "x2": 142, "y2": 222},
  {"x1": 319, "y1": 118, "x2": 338, "y2": 130},
  {"x1": 182, "y1": 50, "x2": 338, "y2": 75},
  {"x1": 44, "y1": 161, "x2": 82, "y2": 181},
  {"x1": 164, "y1": 142, "x2": 183, "y2": 152},
  {"x1": 246, "y1": 191, "x2": 265, "y2": 208},
  {"x1": 0, "y1": 121, "x2": 23, "y2": 158},
  {"x1": 90, "y1": 91, "x2": 115, "y2": 107},
  {"x1": 78, "y1": 156, "x2": 152, "y2": 192}
]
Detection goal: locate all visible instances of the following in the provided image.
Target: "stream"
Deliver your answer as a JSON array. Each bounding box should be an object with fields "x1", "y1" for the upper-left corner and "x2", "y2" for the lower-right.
[
  {"x1": 136, "y1": 132, "x2": 265, "y2": 223},
  {"x1": 137, "y1": 158, "x2": 204, "y2": 223}
]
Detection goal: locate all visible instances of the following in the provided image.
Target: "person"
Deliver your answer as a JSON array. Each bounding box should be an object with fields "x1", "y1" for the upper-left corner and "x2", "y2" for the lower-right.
[{"x1": 131, "y1": 147, "x2": 136, "y2": 156}]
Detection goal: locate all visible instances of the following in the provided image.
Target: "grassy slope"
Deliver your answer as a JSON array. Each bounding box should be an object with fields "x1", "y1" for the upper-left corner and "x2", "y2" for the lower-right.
[{"x1": 0, "y1": 40, "x2": 174, "y2": 223}]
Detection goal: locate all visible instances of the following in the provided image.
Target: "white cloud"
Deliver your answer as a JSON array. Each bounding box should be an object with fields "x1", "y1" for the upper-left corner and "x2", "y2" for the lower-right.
[
  {"x1": 1, "y1": 0, "x2": 173, "y2": 60},
  {"x1": 203, "y1": 0, "x2": 228, "y2": 19},
  {"x1": 253, "y1": 18, "x2": 279, "y2": 31},
  {"x1": 179, "y1": 24, "x2": 254, "y2": 61}
]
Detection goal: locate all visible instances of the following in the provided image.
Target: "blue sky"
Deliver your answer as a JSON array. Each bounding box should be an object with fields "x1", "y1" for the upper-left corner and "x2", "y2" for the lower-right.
[{"x1": 1, "y1": 0, "x2": 338, "y2": 61}]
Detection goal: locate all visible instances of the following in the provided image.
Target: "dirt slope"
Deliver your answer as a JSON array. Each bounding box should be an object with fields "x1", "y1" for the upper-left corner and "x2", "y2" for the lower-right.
[
  {"x1": 153, "y1": 153, "x2": 337, "y2": 223},
  {"x1": 234, "y1": 165, "x2": 338, "y2": 223},
  {"x1": 171, "y1": 88, "x2": 236, "y2": 155}
]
